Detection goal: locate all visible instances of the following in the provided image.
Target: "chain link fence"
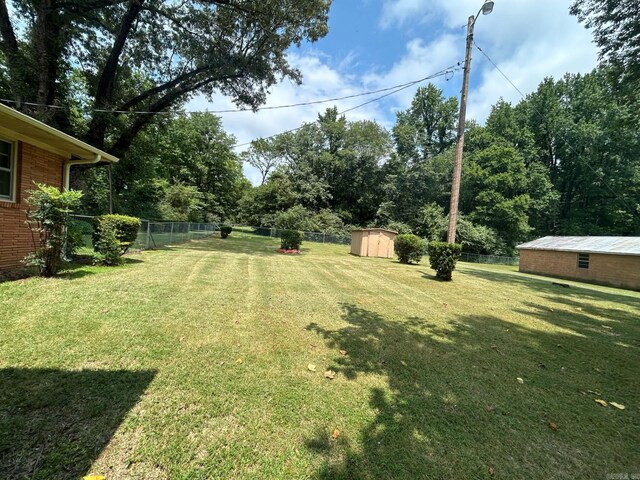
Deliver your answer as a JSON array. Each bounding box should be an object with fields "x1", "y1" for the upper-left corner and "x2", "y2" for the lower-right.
[
  {"x1": 233, "y1": 225, "x2": 351, "y2": 245},
  {"x1": 71, "y1": 215, "x2": 218, "y2": 251},
  {"x1": 70, "y1": 216, "x2": 519, "y2": 266},
  {"x1": 459, "y1": 252, "x2": 519, "y2": 266}
]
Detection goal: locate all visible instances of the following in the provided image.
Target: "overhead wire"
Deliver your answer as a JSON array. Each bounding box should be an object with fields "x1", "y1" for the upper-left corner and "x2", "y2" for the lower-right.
[{"x1": 229, "y1": 63, "x2": 463, "y2": 149}]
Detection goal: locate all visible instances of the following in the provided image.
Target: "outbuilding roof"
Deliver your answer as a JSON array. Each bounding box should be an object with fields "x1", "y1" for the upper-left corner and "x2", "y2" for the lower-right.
[
  {"x1": 352, "y1": 228, "x2": 398, "y2": 234},
  {"x1": 517, "y1": 236, "x2": 640, "y2": 256},
  {"x1": 0, "y1": 103, "x2": 118, "y2": 163}
]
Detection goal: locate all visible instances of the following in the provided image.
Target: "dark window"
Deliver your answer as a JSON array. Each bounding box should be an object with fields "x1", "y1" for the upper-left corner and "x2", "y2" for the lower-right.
[
  {"x1": 0, "y1": 139, "x2": 13, "y2": 200},
  {"x1": 577, "y1": 253, "x2": 590, "y2": 269}
]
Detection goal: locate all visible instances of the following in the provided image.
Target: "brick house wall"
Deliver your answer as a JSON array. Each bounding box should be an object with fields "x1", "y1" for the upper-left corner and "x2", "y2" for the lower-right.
[
  {"x1": 0, "y1": 142, "x2": 65, "y2": 271},
  {"x1": 519, "y1": 249, "x2": 640, "y2": 291}
]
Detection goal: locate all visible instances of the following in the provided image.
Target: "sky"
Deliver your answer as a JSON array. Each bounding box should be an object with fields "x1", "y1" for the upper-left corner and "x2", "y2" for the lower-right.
[{"x1": 187, "y1": 0, "x2": 599, "y2": 185}]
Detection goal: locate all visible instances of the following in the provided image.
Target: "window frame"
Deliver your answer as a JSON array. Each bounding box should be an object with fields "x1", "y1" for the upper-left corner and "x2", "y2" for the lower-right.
[
  {"x1": 0, "y1": 137, "x2": 17, "y2": 202},
  {"x1": 577, "y1": 253, "x2": 590, "y2": 269}
]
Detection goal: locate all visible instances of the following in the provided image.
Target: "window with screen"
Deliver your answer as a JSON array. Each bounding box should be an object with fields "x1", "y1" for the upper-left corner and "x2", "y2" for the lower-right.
[
  {"x1": 0, "y1": 139, "x2": 13, "y2": 200},
  {"x1": 577, "y1": 253, "x2": 590, "y2": 269}
]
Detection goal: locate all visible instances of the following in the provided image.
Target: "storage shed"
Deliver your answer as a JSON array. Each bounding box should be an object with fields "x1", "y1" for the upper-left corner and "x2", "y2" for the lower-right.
[
  {"x1": 351, "y1": 228, "x2": 397, "y2": 258},
  {"x1": 517, "y1": 236, "x2": 640, "y2": 291}
]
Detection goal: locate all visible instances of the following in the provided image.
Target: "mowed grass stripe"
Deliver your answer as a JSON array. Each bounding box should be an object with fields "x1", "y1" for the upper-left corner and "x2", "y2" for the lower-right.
[{"x1": 0, "y1": 234, "x2": 638, "y2": 479}]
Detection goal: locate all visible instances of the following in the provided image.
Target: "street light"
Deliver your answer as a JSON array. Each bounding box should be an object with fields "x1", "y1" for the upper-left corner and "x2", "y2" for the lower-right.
[{"x1": 447, "y1": 0, "x2": 494, "y2": 244}]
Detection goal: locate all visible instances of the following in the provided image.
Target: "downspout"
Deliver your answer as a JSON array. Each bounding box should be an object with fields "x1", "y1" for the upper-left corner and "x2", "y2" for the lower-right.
[{"x1": 63, "y1": 154, "x2": 102, "y2": 190}]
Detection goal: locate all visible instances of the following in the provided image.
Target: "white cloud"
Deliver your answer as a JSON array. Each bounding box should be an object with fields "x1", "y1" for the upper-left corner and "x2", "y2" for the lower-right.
[
  {"x1": 188, "y1": 0, "x2": 598, "y2": 184},
  {"x1": 379, "y1": 0, "x2": 599, "y2": 121}
]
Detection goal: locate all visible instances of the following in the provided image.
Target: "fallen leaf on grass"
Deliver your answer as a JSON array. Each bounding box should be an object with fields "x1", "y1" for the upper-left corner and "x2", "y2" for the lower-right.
[
  {"x1": 331, "y1": 428, "x2": 341, "y2": 439},
  {"x1": 339, "y1": 350, "x2": 348, "y2": 356},
  {"x1": 594, "y1": 399, "x2": 608, "y2": 407},
  {"x1": 485, "y1": 404, "x2": 495, "y2": 412},
  {"x1": 517, "y1": 377, "x2": 524, "y2": 384},
  {"x1": 587, "y1": 390, "x2": 601, "y2": 396},
  {"x1": 84, "y1": 476, "x2": 105, "y2": 480},
  {"x1": 547, "y1": 420, "x2": 558, "y2": 431},
  {"x1": 610, "y1": 402, "x2": 625, "y2": 410},
  {"x1": 400, "y1": 360, "x2": 408, "y2": 367},
  {"x1": 235, "y1": 358, "x2": 243, "y2": 364},
  {"x1": 324, "y1": 370, "x2": 336, "y2": 379},
  {"x1": 307, "y1": 364, "x2": 317, "y2": 372},
  {"x1": 488, "y1": 464, "x2": 495, "y2": 476}
]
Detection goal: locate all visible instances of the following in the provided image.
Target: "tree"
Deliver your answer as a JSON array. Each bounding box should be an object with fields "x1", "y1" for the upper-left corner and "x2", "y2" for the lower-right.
[
  {"x1": 571, "y1": 0, "x2": 640, "y2": 100},
  {"x1": 157, "y1": 113, "x2": 245, "y2": 220},
  {"x1": 393, "y1": 84, "x2": 458, "y2": 162},
  {"x1": 0, "y1": 0, "x2": 332, "y2": 157},
  {"x1": 243, "y1": 138, "x2": 281, "y2": 185}
]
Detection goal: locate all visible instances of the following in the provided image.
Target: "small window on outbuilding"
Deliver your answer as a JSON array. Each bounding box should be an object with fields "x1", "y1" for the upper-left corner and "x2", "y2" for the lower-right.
[
  {"x1": 0, "y1": 139, "x2": 14, "y2": 201},
  {"x1": 577, "y1": 253, "x2": 590, "y2": 269}
]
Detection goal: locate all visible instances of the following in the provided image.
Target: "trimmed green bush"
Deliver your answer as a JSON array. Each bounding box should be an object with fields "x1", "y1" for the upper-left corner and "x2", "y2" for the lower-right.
[
  {"x1": 220, "y1": 225, "x2": 232, "y2": 239},
  {"x1": 394, "y1": 234, "x2": 426, "y2": 264},
  {"x1": 280, "y1": 229, "x2": 304, "y2": 250},
  {"x1": 427, "y1": 241, "x2": 462, "y2": 281},
  {"x1": 93, "y1": 227, "x2": 123, "y2": 266},
  {"x1": 92, "y1": 214, "x2": 140, "y2": 254}
]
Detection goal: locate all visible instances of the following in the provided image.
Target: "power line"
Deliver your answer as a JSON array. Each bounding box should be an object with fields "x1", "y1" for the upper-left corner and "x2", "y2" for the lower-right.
[
  {"x1": 473, "y1": 41, "x2": 639, "y2": 219},
  {"x1": 230, "y1": 64, "x2": 462, "y2": 149},
  {"x1": 0, "y1": 71, "x2": 461, "y2": 116}
]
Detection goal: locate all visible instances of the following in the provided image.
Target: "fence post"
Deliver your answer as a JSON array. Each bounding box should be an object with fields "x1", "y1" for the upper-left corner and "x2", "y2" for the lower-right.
[
  {"x1": 145, "y1": 220, "x2": 151, "y2": 249},
  {"x1": 170, "y1": 222, "x2": 174, "y2": 244},
  {"x1": 323, "y1": 232, "x2": 326, "y2": 243}
]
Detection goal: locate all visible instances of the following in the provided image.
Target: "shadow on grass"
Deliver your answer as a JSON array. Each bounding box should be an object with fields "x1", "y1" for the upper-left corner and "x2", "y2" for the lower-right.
[
  {"x1": 305, "y1": 302, "x2": 639, "y2": 479},
  {"x1": 460, "y1": 264, "x2": 640, "y2": 307},
  {"x1": 57, "y1": 257, "x2": 144, "y2": 280},
  {"x1": 0, "y1": 368, "x2": 156, "y2": 479}
]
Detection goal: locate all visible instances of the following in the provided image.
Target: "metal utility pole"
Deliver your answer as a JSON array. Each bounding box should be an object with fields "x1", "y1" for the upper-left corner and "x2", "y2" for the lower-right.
[{"x1": 447, "y1": 1, "x2": 494, "y2": 244}]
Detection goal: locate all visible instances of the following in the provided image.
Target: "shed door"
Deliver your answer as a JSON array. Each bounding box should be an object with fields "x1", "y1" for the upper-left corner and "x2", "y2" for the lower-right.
[{"x1": 377, "y1": 232, "x2": 390, "y2": 257}]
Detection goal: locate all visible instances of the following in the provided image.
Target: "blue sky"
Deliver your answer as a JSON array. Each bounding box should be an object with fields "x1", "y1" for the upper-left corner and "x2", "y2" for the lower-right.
[{"x1": 189, "y1": 0, "x2": 598, "y2": 184}]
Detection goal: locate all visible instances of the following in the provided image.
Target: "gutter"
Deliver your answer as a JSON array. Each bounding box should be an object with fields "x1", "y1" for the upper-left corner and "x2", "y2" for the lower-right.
[{"x1": 63, "y1": 154, "x2": 102, "y2": 190}]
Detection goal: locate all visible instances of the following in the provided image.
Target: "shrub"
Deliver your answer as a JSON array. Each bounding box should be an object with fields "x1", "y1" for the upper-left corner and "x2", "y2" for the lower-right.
[
  {"x1": 23, "y1": 184, "x2": 83, "y2": 277},
  {"x1": 63, "y1": 219, "x2": 87, "y2": 260},
  {"x1": 427, "y1": 242, "x2": 462, "y2": 281},
  {"x1": 92, "y1": 214, "x2": 140, "y2": 254},
  {"x1": 280, "y1": 229, "x2": 304, "y2": 250},
  {"x1": 395, "y1": 234, "x2": 425, "y2": 264},
  {"x1": 93, "y1": 227, "x2": 123, "y2": 266},
  {"x1": 220, "y1": 225, "x2": 232, "y2": 239}
]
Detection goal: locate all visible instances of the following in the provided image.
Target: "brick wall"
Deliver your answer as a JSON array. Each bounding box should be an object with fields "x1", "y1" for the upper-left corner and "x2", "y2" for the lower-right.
[
  {"x1": 0, "y1": 142, "x2": 65, "y2": 271},
  {"x1": 519, "y1": 249, "x2": 640, "y2": 291}
]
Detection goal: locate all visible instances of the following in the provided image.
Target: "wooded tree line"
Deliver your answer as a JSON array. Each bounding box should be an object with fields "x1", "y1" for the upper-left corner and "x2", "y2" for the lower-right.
[
  {"x1": 0, "y1": 0, "x2": 637, "y2": 254},
  {"x1": 239, "y1": 70, "x2": 639, "y2": 255}
]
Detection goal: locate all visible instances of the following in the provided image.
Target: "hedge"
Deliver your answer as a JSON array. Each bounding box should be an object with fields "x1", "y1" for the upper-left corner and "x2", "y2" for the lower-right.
[{"x1": 427, "y1": 241, "x2": 462, "y2": 281}]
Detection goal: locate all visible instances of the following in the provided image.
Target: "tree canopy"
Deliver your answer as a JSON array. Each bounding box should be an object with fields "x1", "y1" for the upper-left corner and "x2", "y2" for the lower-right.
[{"x1": 0, "y1": 0, "x2": 331, "y2": 156}]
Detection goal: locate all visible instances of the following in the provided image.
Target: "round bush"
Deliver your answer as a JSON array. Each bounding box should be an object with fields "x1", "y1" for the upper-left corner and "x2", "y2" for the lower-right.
[
  {"x1": 395, "y1": 234, "x2": 425, "y2": 264},
  {"x1": 427, "y1": 241, "x2": 462, "y2": 281},
  {"x1": 92, "y1": 214, "x2": 141, "y2": 254},
  {"x1": 220, "y1": 225, "x2": 232, "y2": 239},
  {"x1": 280, "y1": 229, "x2": 304, "y2": 250}
]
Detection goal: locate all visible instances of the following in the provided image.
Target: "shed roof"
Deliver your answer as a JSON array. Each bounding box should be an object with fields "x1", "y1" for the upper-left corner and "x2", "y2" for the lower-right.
[
  {"x1": 517, "y1": 236, "x2": 640, "y2": 256},
  {"x1": 352, "y1": 228, "x2": 398, "y2": 234},
  {"x1": 0, "y1": 103, "x2": 118, "y2": 163}
]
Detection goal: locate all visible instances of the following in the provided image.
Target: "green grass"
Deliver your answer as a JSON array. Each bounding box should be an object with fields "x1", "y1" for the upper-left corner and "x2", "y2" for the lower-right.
[{"x1": 1, "y1": 232, "x2": 638, "y2": 479}]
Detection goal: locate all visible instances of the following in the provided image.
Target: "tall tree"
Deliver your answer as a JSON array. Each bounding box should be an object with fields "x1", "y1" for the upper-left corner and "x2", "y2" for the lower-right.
[
  {"x1": 0, "y1": 0, "x2": 331, "y2": 156},
  {"x1": 571, "y1": 0, "x2": 640, "y2": 101},
  {"x1": 242, "y1": 138, "x2": 281, "y2": 185}
]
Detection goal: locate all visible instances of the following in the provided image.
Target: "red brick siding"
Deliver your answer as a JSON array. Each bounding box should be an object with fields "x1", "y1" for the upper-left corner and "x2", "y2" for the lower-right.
[
  {"x1": 0, "y1": 142, "x2": 65, "y2": 270},
  {"x1": 519, "y1": 249, "x2": 640, "y2": 291}
]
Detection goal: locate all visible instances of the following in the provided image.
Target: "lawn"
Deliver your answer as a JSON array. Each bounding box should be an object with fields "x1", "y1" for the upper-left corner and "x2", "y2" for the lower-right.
[{"x1": 0, "y1": 232, "x2": 638, "y2": 479}]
